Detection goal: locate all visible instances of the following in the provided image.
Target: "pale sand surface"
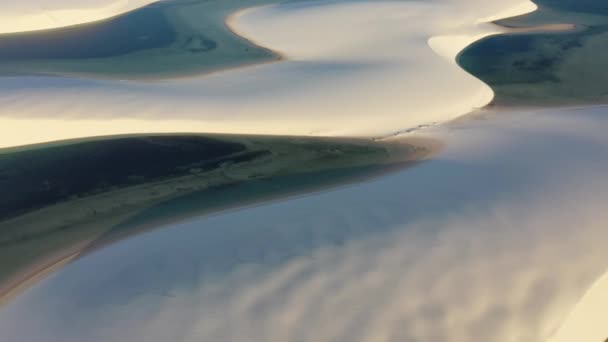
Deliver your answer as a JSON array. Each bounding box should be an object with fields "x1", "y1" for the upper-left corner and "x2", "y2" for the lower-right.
[
  {"x1": 1, "y1": 106, "x2": 606, "y2": 342},
  {"x1": 0, "y1": 0, "x2": 537, "y2": 148},
  {"x1": 1, "y1": 1, "x2": 605, "y2": 340},
  {"x1": 548, "y1": 270, "x2": 608, "y2": 342},
  {"x1": 0, "y1": 0, "x2": 160, "y2": 34}
]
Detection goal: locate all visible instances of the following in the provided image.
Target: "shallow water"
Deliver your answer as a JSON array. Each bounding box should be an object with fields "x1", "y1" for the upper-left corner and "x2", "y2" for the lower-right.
[
  {"x1": 0, "y1": 135, "x2": 247, "y2": 220},
  {"x1": 0, "y1": 133, "x2": 417, "y2": 297},
  {"x1": 458, "y1": 0, "x2": 608, "y2": 105},
  {"x1": 0, "y1": 3, "x2": 175, "y2": 60},
  {"x1": 0, "y1": 0, "x2": 281, "y2": 79}
]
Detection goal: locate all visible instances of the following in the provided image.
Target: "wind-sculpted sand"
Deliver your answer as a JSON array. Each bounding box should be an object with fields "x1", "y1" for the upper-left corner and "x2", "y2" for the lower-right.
[
  {"x1": 2, "y1": 1, "x2": 607, "y2": 341},
  {"x1": 0, "y1": 0, "x2": 537, "y2": 148},
  {"x1": 0, "y1": 0, "x2": 160, "y2": 34},
  {"x1": 548, "y1": 269, "x2": 608, "y2": 342},
  {"x1": 1, "y1": 106, "x2": 607, "y2": 342}
]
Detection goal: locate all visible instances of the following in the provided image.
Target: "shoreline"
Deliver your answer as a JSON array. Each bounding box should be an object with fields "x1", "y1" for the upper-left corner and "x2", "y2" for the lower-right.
[
  {"x1": 79, "y1": 135, "x2": 440, "y2": 258},
  {"x1": 224, "y1": 5, "x2": 288, "y2": 62},
  {"x1": 0, "y1": 135, "x2": 440, "y2": 305},
  {"x1": 13, "y1": 3, "x2": 286, "y2": 84},
  {"x1": 425, "y1": 0, "x2": 539, "y2": 106},
  {"x1": 0, "y1": 249, "x2": 82, "y2": 306},
  {"x1": 456, "y1": 0, "x2": 605, "y2": 108},
  {"x1": 0, "y1": 0, "x2": 548, "y2": 149}
]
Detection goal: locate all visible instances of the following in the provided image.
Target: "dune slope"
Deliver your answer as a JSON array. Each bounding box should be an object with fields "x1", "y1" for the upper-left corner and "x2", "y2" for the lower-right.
[
  {"x1": 0, "y1": 0, "x2": 536, "y2": 148},
  {"x1": 0, "y1": 0, "x2": 160, "y2": 34},
  {"x1": 1, "y1": 106, "x2": 607, "y2": 342}
]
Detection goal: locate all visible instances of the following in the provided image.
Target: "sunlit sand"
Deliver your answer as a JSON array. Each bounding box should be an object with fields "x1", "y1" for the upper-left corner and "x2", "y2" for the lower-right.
[
  {"x1": 0, "y1": 0, "x2": 159, "y2": 34},
  {"x1": 548, "y1": 269, "x2": 608, "y2": 342},
  {"x1": 0, "y1": 0, "x2": 537, "y2": 148},
  {"x1": 0, "y1": 1, "x2": 606, "y2": 342},
  {"x1": 1, "y1": 106, "x2": 607, "y2": 342}
]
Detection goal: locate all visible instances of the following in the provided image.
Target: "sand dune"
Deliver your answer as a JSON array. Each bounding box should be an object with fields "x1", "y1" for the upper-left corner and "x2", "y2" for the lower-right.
[
  {"x1": 1, "y1": 106, "x2": 607, "y2": 342},
  {"x1": 0, "y1": 0, "x2": 160, "y2": 34},
  {"x1": 0, "y1": 0, "x2": 537, "y2": 148},
  {"x1": 548, "y1": 269, "x2": 608, "y2": 342},
  {"x1": 3, "y1": 1, "x2": 606, "y2": 341}
]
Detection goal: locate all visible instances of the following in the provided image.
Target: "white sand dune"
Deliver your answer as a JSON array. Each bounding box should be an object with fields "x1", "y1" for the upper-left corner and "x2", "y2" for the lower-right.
[
  {"x1": 548, "y1": 269, "x2": 608, "y2": 342},
  {"x1": 0, "y1": 0, "x2": 536, "y2": 148},
  {"x1": 0, "y1": 0, "x2": 160, "y2": 34},
  {"x1": 3, "y1": 1, "x2": 607, "y2": 341},
  {"x1": 1, "y1": 106, "x2": 607, "y2": 342}
]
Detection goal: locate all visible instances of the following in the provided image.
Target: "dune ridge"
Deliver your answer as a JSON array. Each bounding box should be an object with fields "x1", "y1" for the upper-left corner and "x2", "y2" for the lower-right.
[
  {"x1": 0, "y1": 0, "x2": 161, "y2": 34},
  {"x1": 0, "y1": 0, "x2": 537, "y2": 148}
]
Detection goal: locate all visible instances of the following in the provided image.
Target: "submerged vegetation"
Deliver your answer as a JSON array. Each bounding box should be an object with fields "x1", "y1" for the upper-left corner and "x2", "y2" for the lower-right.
[
  {"x1": 0, "y1": 134, "x2": 430, "y2": 300},
  {"x1": 458, "y1": 0, "x2": 608, "y2": 105}
]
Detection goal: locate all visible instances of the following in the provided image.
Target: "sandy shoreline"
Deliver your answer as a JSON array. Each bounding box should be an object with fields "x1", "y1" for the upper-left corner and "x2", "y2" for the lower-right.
[
  {"x1": 0, "y1": 0, "x2": 540, "y2": 305},
  {"x1": 0, "y1": 249, "x2": 82, "y2": 306},
  {"x1": 0, "y1": 0, "x2": 544, "y2": 149},
  {"x1": 0, "y1": 135, "x2": 439, "y2": 305},
  {"x1": 1, "y1": 105, "x2": 607, "y2": 342},
  {"x1": 0, "y1": 4, "x2": 608, "y2": 342}
]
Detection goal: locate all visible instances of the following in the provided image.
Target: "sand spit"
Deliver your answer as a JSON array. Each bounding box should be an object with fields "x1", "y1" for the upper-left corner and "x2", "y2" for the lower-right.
[
  {"x1": 0, "y1": 0, "x2": 538, "y2": 148},
  {"x1": 0, "y1": 0, "x2": 160, "y2": 34}
]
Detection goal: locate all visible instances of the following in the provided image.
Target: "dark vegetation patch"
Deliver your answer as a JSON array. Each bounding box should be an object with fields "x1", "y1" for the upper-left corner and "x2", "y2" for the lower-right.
[
  {"x1": 458, "y1": 31, "x2": 591, "y2": 86},
  {"x1": 457, "y1": 0, "x2": 608, "y2": 105},
  {"x1": 183, "y1": 35, "x2": 218, "y2": 53},
  {"x1": 0, "y1": 135, "x2": 258, "y2": 220}
]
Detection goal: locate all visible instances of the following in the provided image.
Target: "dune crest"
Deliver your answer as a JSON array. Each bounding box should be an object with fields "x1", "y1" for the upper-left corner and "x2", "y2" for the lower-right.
[{"x1": 0, "y1": 0, "x2": 537, "y2": 148}]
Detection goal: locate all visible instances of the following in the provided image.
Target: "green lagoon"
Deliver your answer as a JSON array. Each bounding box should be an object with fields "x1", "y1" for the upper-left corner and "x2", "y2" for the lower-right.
[
  {"x1": 458, "y1": 0, "x2": 608, "y2": 106},
  {"x1": 0, "y1": 0, "x2": 282, "y2": 79}
]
